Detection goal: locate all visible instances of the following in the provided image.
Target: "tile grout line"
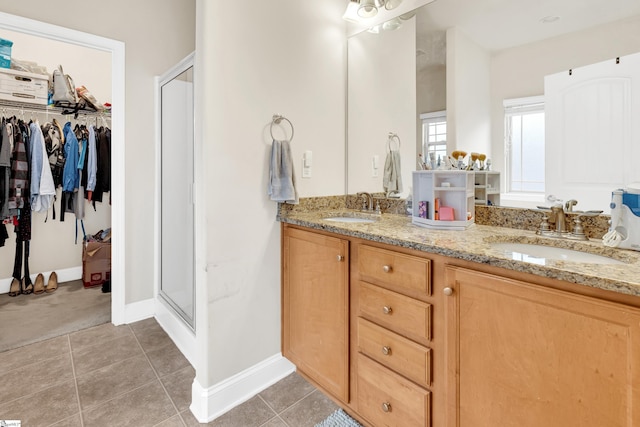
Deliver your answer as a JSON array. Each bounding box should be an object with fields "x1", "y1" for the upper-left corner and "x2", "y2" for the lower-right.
[
  {"x1": 256, "y1": 388, "x2": 319, "y2": 426},
  {"x1": 255, "y1": 394, "x2": 282, "y2": 424},
  {"x1": 67, "y1": 333, "x2": 85, "y2": 427},
  {"x1": 0, "y1": 338, "x2": 78, "y2": 415},
  {"x1": 73, "y1": 325, "x2": 170, "y2": 417},
  {"x1": 129, "y1": 324, "x2": 186, "y2": 427}
]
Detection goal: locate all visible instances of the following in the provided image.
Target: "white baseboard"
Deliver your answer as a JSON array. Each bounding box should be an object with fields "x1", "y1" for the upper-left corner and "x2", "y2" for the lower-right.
[
  {"x1": 154, "y1": 299, "x2": 196, "y2": 366},
  {"x1": 0, "y1": 266, "x2": 82, "y2": 294},
  {"x1": 123, "y1": 297, "x2": 155, "y2": 324},
  {"x1": 190, "y1": 354, "x2": 296, "y2": 423}
]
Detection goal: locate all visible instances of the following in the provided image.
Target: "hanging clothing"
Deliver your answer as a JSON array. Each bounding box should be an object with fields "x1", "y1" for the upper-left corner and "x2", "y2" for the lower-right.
[
  {"x1": 86, "y1": 125, "x2": 97, "y2": 196},
  {"x1": 13, "y1": 201, "x2": 32, "y2": 291},
  {"x1": 42, "y1": 121, "x2": 64, "y2": 189},
  {"x1": 0, "y1": 119, "x2": 12, "y2": 220},
  {"x1": 8, "y1": 122, "x2": 30, "y2": 211},
  {"x1": 62, "y1": 121, "x2": 79, "y2": 192},
  {"x1": 91, "y1": 126, "x2": 111, "y2": 204},
  {"x1": 0, "y1": 120, "x2": 12, "y2": 166},
  {"x1": 30, "y1": 121, "x2": 56, "y2": 213}
]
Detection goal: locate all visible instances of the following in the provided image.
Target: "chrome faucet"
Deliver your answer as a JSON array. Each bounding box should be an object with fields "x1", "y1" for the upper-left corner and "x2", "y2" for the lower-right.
[
  {"x1": 356, "y1": 192, "x2": 373, "y2": 212},
  {"x1": 537, "y1": 199, "x2": 601, "y2": 241}
]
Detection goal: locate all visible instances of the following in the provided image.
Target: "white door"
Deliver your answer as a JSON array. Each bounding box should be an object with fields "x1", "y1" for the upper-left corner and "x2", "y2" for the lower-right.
[
  {"x1": 159, "y1": 61, "x2": 195, "y2": 329},
  {"x1": 545, "y1": 52, "x2": 640, "y2": 212}
]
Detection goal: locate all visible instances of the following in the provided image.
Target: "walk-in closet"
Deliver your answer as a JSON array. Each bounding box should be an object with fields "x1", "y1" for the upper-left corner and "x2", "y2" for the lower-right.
[{"x1": 0, "y1": 28, "x2": 113, "y2": 352}]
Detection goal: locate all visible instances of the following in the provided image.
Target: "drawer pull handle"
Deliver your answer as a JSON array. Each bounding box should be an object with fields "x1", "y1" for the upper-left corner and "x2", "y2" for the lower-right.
[
  {"x1": 337, "y1": 255, "x2": 344, "y2": 262},
  {"x1": 382, "y1": 402, "x2": 392, "y2": 413},
  {"x1": 382, "y1": 346, "x2": 392, "y2": 356},
  {"x1": 382, "y1": 306, "x2": 393, "y2": 315},
  {"x1": 382, "y1": 265, "x2": 392, "y2": 273},
  {"x1": 443, "y1": 287, "x2": 453, "y2": 296}
]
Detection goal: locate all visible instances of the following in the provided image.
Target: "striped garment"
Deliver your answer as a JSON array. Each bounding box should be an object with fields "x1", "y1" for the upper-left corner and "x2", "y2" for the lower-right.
[{"x1": 8, "y1": 122, "x2": 29, "y2": 210}]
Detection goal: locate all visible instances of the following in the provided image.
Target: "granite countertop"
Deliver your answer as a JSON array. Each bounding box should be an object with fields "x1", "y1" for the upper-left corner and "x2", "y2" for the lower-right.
[{"x1": 279, "y1": 209, "x2": 640, "y2": 298}]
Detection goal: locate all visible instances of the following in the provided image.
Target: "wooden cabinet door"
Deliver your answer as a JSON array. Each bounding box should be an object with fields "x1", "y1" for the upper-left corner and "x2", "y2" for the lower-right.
[
  {"x1": 444, "y1": 266, "x2": 640, "y2": 427},
  {"x1": 282, "y1": 226, "x2": 349, "y2": 403}
]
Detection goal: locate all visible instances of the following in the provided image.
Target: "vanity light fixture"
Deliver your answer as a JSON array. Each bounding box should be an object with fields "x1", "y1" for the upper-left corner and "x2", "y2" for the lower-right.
[
  {"x1": 382, "y1": 17, "x2": 402, "y2": 31},
  {"x1": 384, "y1": 0, "x2": 403, "y2": 10},
  {"x1": 343, "y1": 0, "x2": 404, "y2": 22},
  {"x1": 358, "y1": 0, "x2": 379, "y2": 18}
]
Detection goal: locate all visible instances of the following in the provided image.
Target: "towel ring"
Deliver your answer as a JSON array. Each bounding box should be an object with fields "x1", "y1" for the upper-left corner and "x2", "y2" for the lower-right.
[
  {"x1": 387, "y1": 132, "x2": 401, "y2": 151},
  {"x1": 270, "y1": 114, "x2": 295, "y2": 142}
]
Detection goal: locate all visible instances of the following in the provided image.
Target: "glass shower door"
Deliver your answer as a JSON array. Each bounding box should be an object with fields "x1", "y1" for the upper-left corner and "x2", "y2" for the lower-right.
[{"x1": 159, "y1": 60, "x2": 194, "y2": 329}]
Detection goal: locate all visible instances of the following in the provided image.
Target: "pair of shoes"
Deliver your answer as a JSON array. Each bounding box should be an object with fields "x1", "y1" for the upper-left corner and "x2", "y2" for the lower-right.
[
  {"x1": 22, "y1": 277, "x2": 33, "y2": 295},
  {"x1": 8, "y1": 277, "x2": 21, "y2": 297},
  {"x1": 33, "y1": 274, "x2": 45, "y2": 295},
  {"x1": 45, "y1": 272, "x2": 58, "y2": 293}
]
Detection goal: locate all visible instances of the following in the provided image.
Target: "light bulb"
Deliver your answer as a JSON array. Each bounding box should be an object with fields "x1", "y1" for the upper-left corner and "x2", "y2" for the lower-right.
[{"x1": 358, "y1": 0, "x2": 378, "y2": 18}]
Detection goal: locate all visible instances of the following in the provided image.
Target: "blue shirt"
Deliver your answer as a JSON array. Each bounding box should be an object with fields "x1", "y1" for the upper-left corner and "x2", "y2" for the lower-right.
[{"x1": 62, "y1": 122, "x2": 79, "y2": 191}]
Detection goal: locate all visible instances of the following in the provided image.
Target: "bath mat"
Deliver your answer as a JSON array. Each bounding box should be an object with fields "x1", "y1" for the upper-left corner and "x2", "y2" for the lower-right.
[{"x1": 315, "y1": 409, "x2": 362, "y2": 427}]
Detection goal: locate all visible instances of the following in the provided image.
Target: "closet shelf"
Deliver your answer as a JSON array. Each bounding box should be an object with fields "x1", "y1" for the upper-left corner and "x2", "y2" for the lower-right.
[{"x1": 0, "y1": 99, "x2": 111, "y2": 118}]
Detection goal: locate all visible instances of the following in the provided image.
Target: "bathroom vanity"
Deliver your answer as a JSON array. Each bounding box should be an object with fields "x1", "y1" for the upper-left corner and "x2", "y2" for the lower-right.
[{"x1": 280, "y1": 206, "x2": 640, "y2": 427}]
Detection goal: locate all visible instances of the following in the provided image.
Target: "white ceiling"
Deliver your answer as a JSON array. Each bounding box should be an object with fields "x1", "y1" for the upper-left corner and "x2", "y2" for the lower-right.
[{"x1": 416, "y1": 0, "x2": 640, "y2": 52}]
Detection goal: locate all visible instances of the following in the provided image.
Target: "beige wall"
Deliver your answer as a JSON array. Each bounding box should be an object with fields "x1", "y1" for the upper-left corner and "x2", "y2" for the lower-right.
[
  {"x1": 0, "y1": 0, "x2": 196, "y2": 303},
  {"x1": 197, "y1": 0, "x2": 346, "y2": 386},
  {"x1": 447, "y1": 27, "x2": 491, "y2": 155},
  {"x1": 490, "y1": 14, "x2": 640, "y2": 200}
]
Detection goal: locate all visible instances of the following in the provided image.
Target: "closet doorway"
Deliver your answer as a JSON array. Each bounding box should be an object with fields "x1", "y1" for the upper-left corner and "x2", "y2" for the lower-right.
[{"x1": 0, "y1": 13, "x2": 126, "y2": 330}]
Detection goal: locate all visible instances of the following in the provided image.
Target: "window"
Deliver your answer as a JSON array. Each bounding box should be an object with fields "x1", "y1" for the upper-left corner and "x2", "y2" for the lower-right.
[
  {"x1": 504, "y1": 96, "x2": 545, "y2": 194},
  {"x1": 420, "y1": 111, "x2": 447, "y2": 166}
]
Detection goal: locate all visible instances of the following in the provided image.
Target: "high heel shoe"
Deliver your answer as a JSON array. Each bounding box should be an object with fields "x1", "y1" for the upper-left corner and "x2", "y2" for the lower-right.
[
  {"x1": 22, "y1": 277, "x2": 34, "y2": 295},
  {"x1": 45, "y1": 272, "x2": 58, "y2": 293},
  {"x1": 33, "y1": 273, "x2": 45, "y2": 295},
  {"x1": 8, "y1": 277, "x2": 21, "y2": 297}
]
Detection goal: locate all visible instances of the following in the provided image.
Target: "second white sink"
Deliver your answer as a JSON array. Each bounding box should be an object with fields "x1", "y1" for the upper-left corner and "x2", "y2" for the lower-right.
[{"x1": 491, "y1": 242, "x2": 625, "y2": 265}]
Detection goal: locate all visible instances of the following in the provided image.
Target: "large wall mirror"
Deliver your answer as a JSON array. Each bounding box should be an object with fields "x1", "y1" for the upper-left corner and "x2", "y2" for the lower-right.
[{"x1": 346, "y1": 0, "x2": 640, "y2": 211}]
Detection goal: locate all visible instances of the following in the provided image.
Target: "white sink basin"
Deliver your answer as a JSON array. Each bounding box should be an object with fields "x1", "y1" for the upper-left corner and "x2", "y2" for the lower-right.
[
  {"x1": 491, "y1": 242, "x2": 625, "y2": 265},
  {"x1": 324, "y1": 216, "x2": 377, "y2": 224}
]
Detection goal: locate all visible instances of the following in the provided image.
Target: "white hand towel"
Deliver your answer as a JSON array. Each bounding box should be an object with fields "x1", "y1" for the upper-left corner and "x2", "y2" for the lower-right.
[
  {"x1": 383, "y1": 150, "x2": 403, "y2": 196},
  {"x1": 268, "y1": 139, "x2": 299, "y2": 204}
]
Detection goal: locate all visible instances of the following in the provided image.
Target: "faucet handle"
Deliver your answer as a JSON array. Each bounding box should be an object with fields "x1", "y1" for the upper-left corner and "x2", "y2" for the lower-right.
[
  {"x1": 546, "y1": 194, "x2": 563, "y2": 204},
  {"x1": 565, "y1": 199, "x2": 578, "y2": 212}
]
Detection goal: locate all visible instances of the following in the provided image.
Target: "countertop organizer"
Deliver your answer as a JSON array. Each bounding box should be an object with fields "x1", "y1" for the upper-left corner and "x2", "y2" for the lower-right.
[{"x1": 412, "y1": 170, "x2": 475, "y2": 230}]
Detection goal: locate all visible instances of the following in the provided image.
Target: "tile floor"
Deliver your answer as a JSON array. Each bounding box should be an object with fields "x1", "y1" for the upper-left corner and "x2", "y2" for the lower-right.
[{"x1": 0, "y1": 318, "x2": 338, "y2": 427}]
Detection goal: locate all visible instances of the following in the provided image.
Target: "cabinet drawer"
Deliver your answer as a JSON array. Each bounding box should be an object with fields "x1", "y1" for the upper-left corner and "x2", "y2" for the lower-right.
[
  {"x1": 358, "y1": 245, "x2": 431, "y2": 296},
  {"x1": 358, "y1": 317, "x2": 431, "y2": 388},
  {"x1": 359, "y1": 281, "x2": 432, "y2": 344},
  {"x1": 357, "y1": 353, "x2": 431, "y2": 427}
]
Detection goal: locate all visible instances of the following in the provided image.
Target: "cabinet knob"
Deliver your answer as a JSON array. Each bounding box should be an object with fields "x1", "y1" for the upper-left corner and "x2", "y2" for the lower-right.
[
  {"x1": 443, "y1": 287, "x2": 453, "y2": 296},
  {"x1": 382, "y1": 346, "x2": 392, "y2": 356},
  {"x1": 382, "y1": 306, "x2": 393, "y2": 315},
  {"x1": 382, "y1": 402, "x2": 392, "y2": 413},
  {"x1": 382, "y1": 265, "x2": 392, "y2": 273},
  {"x1": 337, "y1": 255, "x2": 344, "y2": 262}
]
